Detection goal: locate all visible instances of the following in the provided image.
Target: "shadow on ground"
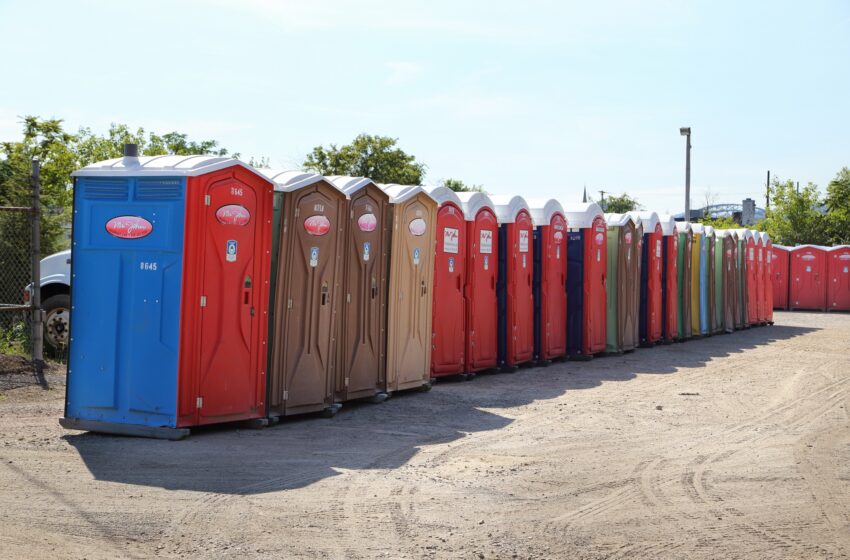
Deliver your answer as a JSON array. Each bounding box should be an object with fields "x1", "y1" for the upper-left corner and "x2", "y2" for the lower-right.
[{"x1": 65, "y1": 323, "x2": 816, "y2": 495}]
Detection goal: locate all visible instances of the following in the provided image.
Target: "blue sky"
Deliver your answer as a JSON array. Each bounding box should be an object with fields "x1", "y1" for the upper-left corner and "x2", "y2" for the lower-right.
[{"x1": 1, "y1": 0, "x2": 848, "y2": 213}]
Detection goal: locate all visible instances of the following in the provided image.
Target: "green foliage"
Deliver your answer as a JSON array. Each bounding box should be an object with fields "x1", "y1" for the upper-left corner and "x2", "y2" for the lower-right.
[
  {"x1": 440, "y1": 178, "x2": 483, "y2": 193},
  {"x1": 825, "y1": 167, "x2": 850, "y2": 244},
  {"x1": 697, "y1": 216, "x2": 738, "y2": 229},
  {"x1": 761, "y1": 178, "x2": 829, "y2": 246},
  {"x1": 303, "y1": 134, "x2": 426, "y2": 185},
  {"x1": 599, "y1": 192, "x2": 641, "y2": 213}
]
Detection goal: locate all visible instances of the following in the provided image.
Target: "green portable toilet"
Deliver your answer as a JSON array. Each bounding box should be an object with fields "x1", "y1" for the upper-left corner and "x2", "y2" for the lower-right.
[
  {"x1": 734, "y1": 229, "x2": 751, "y2": 328},
  {"x1": 676, "y1": 222, "x2": 693, "y2": 340},
  {"x1": 690, "y1": 224, "x2": 704, "y2": 336},
  {"x1": 604, "y1": 213, "x2": 640, "y2": 353}
]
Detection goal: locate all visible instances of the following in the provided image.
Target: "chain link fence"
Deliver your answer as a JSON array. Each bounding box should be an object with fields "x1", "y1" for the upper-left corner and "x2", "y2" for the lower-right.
[{"x1": 0, "y1": 160, "x2": 46, "y2": 390}]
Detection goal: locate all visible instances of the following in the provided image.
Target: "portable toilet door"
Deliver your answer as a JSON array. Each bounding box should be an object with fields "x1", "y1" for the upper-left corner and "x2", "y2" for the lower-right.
[
  {"x1": 735, "y1": 229, "x2": 750, "y2": 328},
  {"x1": 697, "y1": 225, "x2": 711, "y2": 335},
  {"x1": 755, "y1": 234, "x2": 766, "y2": 324},
  {"x1": 771, "y1": 245, "x2": 791, "y2": 310},
  {"x1": 62, "y1": 151, "x2": 274, "y2": 439},
  {"x1": 762, "y1": 233, "x2": 774, "y2": 324},
  {"x1": 264, "y1": 171, "x2": 346, "y2": 419},
  {"x1": 423, "y1": 186, "x2": 467, "y2": 379},
  {"x1": 704, "y1": 226, "x2": 720, "y2": 334},
  {"x1": 491, "y1": 195, "x2": 535, "y2": 369},
  {"x1": 528, "y1": 199, "x2": 568, "y2": 362},
  {"x1": 382, "y1": 185, "x2": 438, "y2": 391},
  {"x1": 827, "y1": 245, "x2": 850, "y2": 311},
  {"x1": 710, "y1": 227, "x2": 725, "y2": 333},
  {"x1": 676, "y1": 222, "x2": 693, "y2": 340},
  {"x1": 563, "y1": 203, "x2": 607, "y2": 358},
  {"x1": 630, "y1": 212, "x2": 662, "y2": 345},
  {"x1": 604, "y1": 213, "x2": 638, "y2": 353},
  {"x1": 456, "y1": 192, "x2": 499, "y2": 373},
  {"x1": 690, "y1": 224, "x2": 703, "y2": 335},
  {"x1": 329, "y1": 176, "x2": 391, "y2": 403},
  {"x1": 745, "y1": 231, "x2": 760, "y2": 323},
  {"x1": 731, "y1": 232, "x2": 743, "y2": 330},
  {"x1": 659, "y1": 215, "x2": 678, "y2": 343},
  {"x1": 789, "y1": 245, "x2": 828, "y2": 311}
]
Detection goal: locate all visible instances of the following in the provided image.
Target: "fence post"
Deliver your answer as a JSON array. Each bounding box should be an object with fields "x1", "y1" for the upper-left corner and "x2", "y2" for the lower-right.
[{"x1": 31, "y1": 159, "x2": 44, "y2": 376}]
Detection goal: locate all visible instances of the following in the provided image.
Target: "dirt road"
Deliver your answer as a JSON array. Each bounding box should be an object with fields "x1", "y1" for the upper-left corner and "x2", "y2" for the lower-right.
[{"x1": 1, "y1": 311, "x2": 849, "y2": 559}]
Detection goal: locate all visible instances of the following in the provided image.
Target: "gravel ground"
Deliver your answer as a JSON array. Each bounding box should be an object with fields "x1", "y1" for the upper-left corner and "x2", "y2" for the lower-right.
[{"x1": 1, "y1": 311, "x2": 848, "y2": 559}]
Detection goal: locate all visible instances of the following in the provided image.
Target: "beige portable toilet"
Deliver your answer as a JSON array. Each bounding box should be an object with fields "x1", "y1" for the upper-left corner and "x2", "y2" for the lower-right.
[
  {"x1": 382, "y1": 184, "x2": 438, "y2": 393},
  {"x1": 263, "y1": 170, "x2": 346, "y2": 419},
  {"x1": 328, "y1": 176, "x2": 392, "y2": 404}
]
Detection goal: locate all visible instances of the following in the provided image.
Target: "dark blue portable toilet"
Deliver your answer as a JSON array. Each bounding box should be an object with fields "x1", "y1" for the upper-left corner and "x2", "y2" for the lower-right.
[{"x1": 60, "y1": 149, "x2": 274, "y2": 439}]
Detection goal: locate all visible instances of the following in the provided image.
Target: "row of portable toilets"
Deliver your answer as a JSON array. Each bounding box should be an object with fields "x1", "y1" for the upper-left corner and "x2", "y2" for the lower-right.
[
  {"x1": 60, "y1": 152, "x2": 782, "y2": 439},
  {"x1": 769, "y1": 244, "x2": 850, "y2": 312}
]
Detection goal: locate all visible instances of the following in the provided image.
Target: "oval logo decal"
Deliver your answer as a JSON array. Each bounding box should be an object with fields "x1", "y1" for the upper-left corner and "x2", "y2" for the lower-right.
[
  {"x1": 625, "y1": 232, "x2": 632, "y2": 244},
  {"x1": 595, "y1": 232, "x2": 605, "y2": 245},
  {"x1": 408, "y1": 218, "x2": 427, "y2": 237},
  {"x1": 105, "y1": 216, "x2": 153, "y2": 239},
  {"x1": 553, "y1": 231, "x2": 564, "y2": 241},
  {"x1": 801, "y1": 254, "x2": 816, "y2": 261},
  {"x1": 358, "y1": 213, "x2": 377, "y2": 232},
  {"x1": 304, "y1": 215, "x2": 331, "y2": 236},
  {"x1": 215, "y1": 204, "x2": 250, "y2": 226}
]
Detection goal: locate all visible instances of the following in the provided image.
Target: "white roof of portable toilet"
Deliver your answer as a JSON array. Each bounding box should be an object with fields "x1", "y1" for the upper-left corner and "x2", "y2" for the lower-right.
[
  {"x1": 73, "y1": 154, "x2": 262, "y2": 178},
  {"x1": 629, "y1": 211, "x2": 660, "y2": 233},
  {"x1": 605, "y1": 213, "x2": 632, "y2": 227},
  {"x1": 733, "y1": 228, "x2": 754, "y2": 242},
  {"x1": 562, "y1": 202, "x2": 604, "y2": 229},
  {"x1": 381, "y1": 184, "x2": 433, "y2": 204},
  {"x1": 757, "y1": 231, "x2": 771, "y2": 244},
  {"x1": 489, "y1": 195, "x2": 531, "y2": 224},
  {"x1": 691, "y1": 223, "x2": 706, "y2": 235},
  {"x1": 455, "y1": 192, "x2": 496, "y2": 223},
  {"x1": 675, "y1": 222, "x2": 692, "y2": 234},
  {"x1": 658, "y1": 214, "x2": 677, "y2": 236},
  {"x1": 259, "y1": 169, "x2": 341, "y2": 193},
  {"x1": 714, "y1": 228, "x2": 734, "y2": 239},
  {"x1": 422, "y1": 186, "x2": 465, "y2": 213},
  {"x1": 828, "y1": 245, "x2": 850, "y2": 252},
  {"x1": 327, "y1": 175, "x2": 377, "y2": 195},
  {"x1": 789, "y1": 244, "x2": 829, "y2": 252},
  {"x1": 704, "y1": 225, "x2": 715, "y2": 238},
  {"x1": 526, "y1": 198, "x2": 565, "y2": 227}
]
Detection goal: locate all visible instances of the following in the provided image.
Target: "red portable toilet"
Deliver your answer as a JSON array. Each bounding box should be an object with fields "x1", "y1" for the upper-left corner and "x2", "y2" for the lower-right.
[
  {"x1": 563, "y1": 202, "x2": 607, "y2": 358},
  {"x1": 527, "y1": 198, "x2": 568, "y2": 363},
  {"x1": 743, "y1": 230, "x2": 759, "y2": 324},
  {"x1": 490, "y1": 195, "x2": 535, "y2": 370},
  {"x1": 789, "y1": 245, "x2": 828, "y2": 311},
  {"x1": 423, "y1": 186, "x2": 467, "y2": 380},
  {"x1": 827, "y1": 245, "x2": 850, "y2": 311},
  {"x1": 456, "y1": 192, "x2": 499, "y2": 375},
  {"x1": 771, "y1": 244, "x2": 790, "y2": 310},
  {"x1": 659, "y1": 214, "x2": 678, "y2": 342},
  {"x1": 629, "y1": 211, "x2": 663, "y2": 345},
  {"x1": 760, "y1": 232, "x2": 774, "y2": 324}
]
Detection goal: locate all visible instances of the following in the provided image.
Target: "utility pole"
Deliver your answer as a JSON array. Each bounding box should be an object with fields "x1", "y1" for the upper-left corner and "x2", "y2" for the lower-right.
[
  {"x1": 598, "y1": 190, "x2": 608, "y2": 202},
  {"x1": 680, "y1": 127, "x2": 692, "y2": 221},
  {"x1": 766, "y1": 170, "x2": 770, "y2": 209}
]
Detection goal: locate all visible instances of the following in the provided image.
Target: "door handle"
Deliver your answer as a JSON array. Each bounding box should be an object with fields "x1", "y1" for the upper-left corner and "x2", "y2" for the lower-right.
[
  {"x1": 371, "y1": 276, "x2": 378, "y2": 299},
  {"x1": 321, "y1": 282, "x2": 329, "y2": 305},
  {"x1": 421, "y1": 280, "x2": 427, "y2": 297}
]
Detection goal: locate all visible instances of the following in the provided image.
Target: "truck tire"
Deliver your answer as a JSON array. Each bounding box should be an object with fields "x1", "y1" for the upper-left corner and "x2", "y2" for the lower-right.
[{"x1": 43, "y1": 294, "x2": 70, "y2": 353}]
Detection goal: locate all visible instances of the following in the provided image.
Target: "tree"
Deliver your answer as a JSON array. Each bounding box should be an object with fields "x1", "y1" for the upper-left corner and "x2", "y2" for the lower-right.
[
  {"x1": 760, "y1": 178, "x2": 829, "y2": 246},
  {"x1": 598, "y1": 192, "x2": 641, "y2": 213},
  {"x1": 697, "y1": 216, "x2": 738, "y2": 229},
  {"x1": 825, "y1": 167, "x2": 850, "y2": 244},
  {"x1": 440, "y1": 178, "x2": 483, "y2": 193},
  {"x1": 303, "y1": 134, "x2": 426, "y2": 185}
]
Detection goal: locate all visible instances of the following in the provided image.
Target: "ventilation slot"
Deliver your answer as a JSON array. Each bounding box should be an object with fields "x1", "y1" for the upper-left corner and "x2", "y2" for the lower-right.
[
  {"x1": 82, "y1": 179, "x2": 129, "y2": 200},
  {"x1": 136, "y1": 179, "x2": 182, "y2": 200}
]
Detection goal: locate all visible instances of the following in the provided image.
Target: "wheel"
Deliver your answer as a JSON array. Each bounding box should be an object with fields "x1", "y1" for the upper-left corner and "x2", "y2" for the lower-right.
[
  {"x1": 464, "y1": 372, "x2": 476, "y2": 381},
  {"x1": 321, "y1": 404, "x2": 342, "y2": 418},
  {"x1": 42, "y1": 294, "x2": 71, "y2": 355},
  {"x1": 417, "y1": 381, "x2": 433, "y2": 392}
]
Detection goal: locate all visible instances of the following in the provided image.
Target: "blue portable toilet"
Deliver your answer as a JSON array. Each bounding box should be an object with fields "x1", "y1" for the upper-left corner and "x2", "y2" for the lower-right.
[
  {"x1": 527, "y1": 198, "x2": 567, "y2": 364},
  {"x1": 60, "y1": 147, "x2": 275, "y2": 439}
]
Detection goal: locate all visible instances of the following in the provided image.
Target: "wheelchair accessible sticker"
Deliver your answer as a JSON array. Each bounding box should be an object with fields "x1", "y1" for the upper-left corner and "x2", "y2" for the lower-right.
[
  {"x1": 413, "y1": 247, "x2": 421, "y2": 266},
  {"x1": 226, "y1": 240, "x2": 237, "y2": 262},
  {"x1": 310, "y1": 246, "x2": 319, "y2": 267},
  {"x1": 448, "y1": 257, "x2": 454, "y2": 273},
  {"x1": 363, "y1": 241, "x2": 371, "y2": 262}
]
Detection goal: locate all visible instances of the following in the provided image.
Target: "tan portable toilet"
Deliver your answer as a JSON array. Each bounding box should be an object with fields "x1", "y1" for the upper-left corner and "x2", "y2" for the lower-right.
[
  {"x1": 263, "y1": 170, "x2": 346, "y2": 419},
  {"x1": 382, "y1": 184, "x2": 438, "y2": 393},
  {"x1": 328, "y1": 176, "x2": 391, "y2": 403}
]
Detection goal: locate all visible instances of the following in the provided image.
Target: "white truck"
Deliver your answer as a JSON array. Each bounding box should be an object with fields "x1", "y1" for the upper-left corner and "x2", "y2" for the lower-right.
[{"x1": 23, "y1": 249, "x2": 71, "y2": 351}]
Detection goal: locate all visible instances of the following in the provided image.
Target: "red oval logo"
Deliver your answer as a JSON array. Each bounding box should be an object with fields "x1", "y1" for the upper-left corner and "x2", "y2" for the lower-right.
[
  {"x1": 304, "y1": 215, "x2": 331, "y2": 236},
  {"x1": 594, "y1": 232, "x2": 605, "y2": 245},
  {"x1": 105, "y1": 216, "x2": 153, "y2": 239},
  {"x1": 625, "y1": 232, "x2": 632, "y2": 244},
  {"x1": 358, "y1": 213, "x2": 377, "y2": 232},
  {"x1": 216, "y1": 204, "x2": 250, "y2": 226},
  {"x1": 408, "y1": 218, "x2": 427, "y2": 237}
]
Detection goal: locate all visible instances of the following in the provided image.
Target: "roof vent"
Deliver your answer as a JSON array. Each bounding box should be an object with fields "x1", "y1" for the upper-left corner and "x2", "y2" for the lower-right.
[{"x1": 123, "y1": 143, "x2": 139, "y2": 157}]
